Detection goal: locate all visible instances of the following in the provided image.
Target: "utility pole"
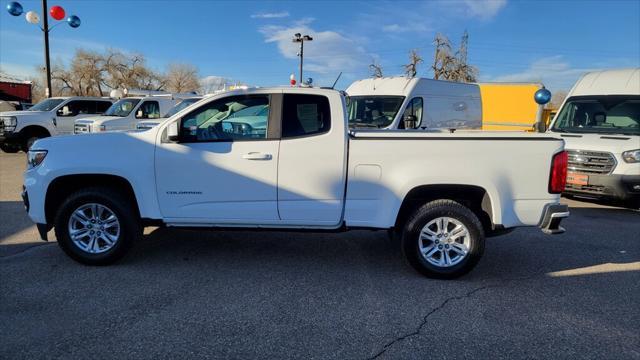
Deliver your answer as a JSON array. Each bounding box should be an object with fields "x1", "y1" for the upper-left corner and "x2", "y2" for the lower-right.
[
  {"x1": 42, "y1": 0, "x2": 52, "y2": 97},
  {"x1": 292, "y1": 33, "x2": 313, "y2": 85}
]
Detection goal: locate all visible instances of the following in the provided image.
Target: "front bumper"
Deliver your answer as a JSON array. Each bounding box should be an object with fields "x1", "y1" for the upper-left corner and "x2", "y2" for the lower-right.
[
  {"x1": 564, "y1": 174, "x2": 640, "y2": 203},
  {"x1": 22, "y1": 187, "x2": 49, "y2": 241},
  {"x1": 539, "y1": 204, "x2": 569, "y2": 234},
  {"x1": 0, "y1": 130, "x2": 21, "y2": 145}
]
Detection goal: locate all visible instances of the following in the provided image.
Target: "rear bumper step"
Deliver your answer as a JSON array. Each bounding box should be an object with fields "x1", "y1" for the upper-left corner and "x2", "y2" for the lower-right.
[{"x1": 539, "y1": 204, "x2": 569, "y2": 234}]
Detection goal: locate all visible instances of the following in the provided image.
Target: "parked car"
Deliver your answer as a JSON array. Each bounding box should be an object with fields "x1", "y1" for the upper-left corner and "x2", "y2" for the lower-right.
[
  {"x1": 346, "y1": 77, "x2": 482, "y2": 130},
  {"x1": 136, "y1": 96, "x2": 203, "y2": 130},
  {"x1": 23, "y1": 87, "x2": 569, "y2": 278},
  {"x1": 0, "y1": 96, "x2": 113, "y2": 152},
  {"x1": 548, "y1": 68, "x2": 640, "y2": 208},
  {"x1": 74, "y1": 95, "x2": 179, "y2": 134}
]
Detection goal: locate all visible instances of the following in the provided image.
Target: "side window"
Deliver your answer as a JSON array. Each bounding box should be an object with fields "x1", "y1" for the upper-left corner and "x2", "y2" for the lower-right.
[
  {"x1": 282, "y1": 94, "x2": 331, "y2": 138},
  {"x1": 136, "y1": 101, "x2": 160, "y2": 119},
  {"x1": 180, "y1": 95, "x2": 270, "y2": 142},
  {"x1": 95, "y1": 101, "x2": 112, "y2": 114},
  {"x1": 57, "y1": 100, "x2": 92, "y2": 116},
  {"x1": 400, "y1": 97, "x2": 423, "y2": 128}
]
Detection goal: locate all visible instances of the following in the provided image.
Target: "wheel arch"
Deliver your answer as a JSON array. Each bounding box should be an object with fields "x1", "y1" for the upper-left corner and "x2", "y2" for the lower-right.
[
  {"x1": 394, "y1": 184, "x2": 498, "y2": 235},
  {"x1": 45, "y1": 174, "x2": 141, "y2": 225},
  {"x1": 19, "y1": 125, "x2": 52, "y2": 139}
]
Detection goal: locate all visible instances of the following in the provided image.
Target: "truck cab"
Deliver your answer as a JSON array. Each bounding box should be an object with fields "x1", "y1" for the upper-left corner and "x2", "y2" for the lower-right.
[
  {"x1": 346, "y1": 77, "x2": 482, "y2": 130},
  {"x1": 74, "y1": 95, "x2": 179, "y2": 134},
  {"x1": 548, "y1": 68, "x2": 640, "y2": 207},
  {"x1": 0, "y1": 96, "x2": 113, "y2": 152}
]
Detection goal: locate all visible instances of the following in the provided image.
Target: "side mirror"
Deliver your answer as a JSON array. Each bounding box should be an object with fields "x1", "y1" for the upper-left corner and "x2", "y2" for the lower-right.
[
  {"x1": 58, "y1": 106, "x2": 71, "y2": 116},
  {"x1": 167, "y1": 121, "x2": 180, "y2": 142},
  {"x1": 136, "y1": 110, "x2": 144, "y2": 119},
  {"x1": 404, "y1": 114, "x2": 418, "y2": 129}
]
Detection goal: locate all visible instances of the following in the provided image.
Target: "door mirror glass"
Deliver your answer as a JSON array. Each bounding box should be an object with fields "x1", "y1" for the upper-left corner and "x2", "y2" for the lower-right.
[
  {"x1": 167, "y1": 121, "x2": 179, "y2": 141},
  {"x1": 57, "y1": 106, "x2": 72, "y2": 116},
  {"x1": 136, "y1": 109, "x2": 144, "y2": 119},
  {"x1": 404, "y1": 114, "x2": 418, "y2": 129}
]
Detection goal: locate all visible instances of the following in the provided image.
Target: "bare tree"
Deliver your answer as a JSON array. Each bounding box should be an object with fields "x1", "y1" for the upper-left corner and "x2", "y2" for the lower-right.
[
  {"x1": 431, "y1": 31, "x2": 478, "y2": 83},
  {"x1": 404, "y1": 49, "x2": 423, "y2": 78},
  {"x1": 369, "y1": 59, "x2": 383, "y2": 78},
  {"x1": 165, "y1": 63, "x2": 200, "y2": 93}
]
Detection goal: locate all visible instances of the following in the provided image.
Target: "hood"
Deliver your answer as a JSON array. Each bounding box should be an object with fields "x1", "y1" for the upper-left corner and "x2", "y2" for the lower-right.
[
  {"x1": 137, "y1": 118, "x2": 165, "y2": 126},
  {"x1": 0, "y1": 110, "x2": 48, "y2": 117},
  {"x1": 75, "y1": 115, "x2": 126, "y2": 124},
  {"x1": 552, "y1": 132, "x2": 640, "y2": 154}
]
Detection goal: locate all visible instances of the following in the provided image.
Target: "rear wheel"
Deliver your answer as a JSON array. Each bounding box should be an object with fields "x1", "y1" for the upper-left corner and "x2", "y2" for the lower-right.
[
  {"x1": 401, "y1": 199, "x2": 485, "y2": 279},
  {"x1": 54, "y1": 187, "x2": 140, "y2": 265}
]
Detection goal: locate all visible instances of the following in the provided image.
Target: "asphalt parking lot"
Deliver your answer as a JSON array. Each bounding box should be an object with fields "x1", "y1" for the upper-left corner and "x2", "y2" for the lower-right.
[{"x1": 1, "y1": 151, "x2": 639, "y2": 360}]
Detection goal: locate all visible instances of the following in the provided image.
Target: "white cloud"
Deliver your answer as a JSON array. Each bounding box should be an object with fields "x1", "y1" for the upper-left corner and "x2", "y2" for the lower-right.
[
  {"x1": 382, "y1": 23, "x2": 430, "y2": 33},
  {"x1": 461, "y1": 0, "x2": 507, "y2": 20},
  {"x1": 489, "y1": 56, "x2": 593, "y2": 91},
  {"x1": 259, "y1": 20, "x2": 368, "y2": 76},
  {"x1": 199, "y1": 75, "x2": 243, "y2": 93},
  {"x1": 251, "y1": 12, "x2": 290, "y2": 19}
]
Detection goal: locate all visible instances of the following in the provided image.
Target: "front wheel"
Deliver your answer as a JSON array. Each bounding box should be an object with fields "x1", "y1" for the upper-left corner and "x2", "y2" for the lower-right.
[
  {"x1": 0, "y1": 143, "x2": 19, "y2": 153},
  {"x1": 54, "y1": 187, "x2": 140, "y2": 265},
  {"x1": 401, "y1": 199, "x2": 485, "y2": 279}
]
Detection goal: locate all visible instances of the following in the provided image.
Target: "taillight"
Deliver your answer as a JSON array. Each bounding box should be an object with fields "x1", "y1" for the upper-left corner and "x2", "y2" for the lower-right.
[{"x1": 549, "y1": 150, "x2": 568, "y2": 194}]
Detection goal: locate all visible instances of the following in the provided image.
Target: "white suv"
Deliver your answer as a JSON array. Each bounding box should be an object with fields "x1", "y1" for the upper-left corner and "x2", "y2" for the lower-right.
[
  {"x1": 74, "y1": 96, "x2": 178, "y2": 134},
  {"x1": 0, "y1": 97, "x2": 113, "y2": 152}
]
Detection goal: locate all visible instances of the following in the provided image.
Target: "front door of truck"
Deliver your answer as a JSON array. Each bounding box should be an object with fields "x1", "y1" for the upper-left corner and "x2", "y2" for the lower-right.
[
  {"x1": 54, "y1": 100, "x2": 97, "y2": 134},
  {"x1": 155, "y1": 93, "x2": 281, "y2": 224}
]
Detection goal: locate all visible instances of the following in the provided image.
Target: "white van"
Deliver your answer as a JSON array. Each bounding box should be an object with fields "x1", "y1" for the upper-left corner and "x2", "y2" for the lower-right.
[
  {"x1": 74, "y1": 95, "x2": 180, "y2": 134},
  {"x1": 548, "y1": 68, "x2": 640, "y2": 207},
  {"x1": 345, "y1": 77, "x2": 482, "y2": 130}
]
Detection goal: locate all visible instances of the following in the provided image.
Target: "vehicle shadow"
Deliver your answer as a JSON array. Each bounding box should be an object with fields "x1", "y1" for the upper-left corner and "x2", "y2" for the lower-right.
[{"x1": 0, "y1": 201, "x2": 33, "y2": 241}]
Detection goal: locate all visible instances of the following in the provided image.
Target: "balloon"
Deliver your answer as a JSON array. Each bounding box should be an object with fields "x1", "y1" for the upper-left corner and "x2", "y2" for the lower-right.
[
  {"x1": 534, "y1": 88, "x2": 552, "y2": 105},
  {"x1": 49, "y1": 5, "x2": 65, "y2": 20},
  {"x1": 25, "y1": 11, "x2": 40, "y2": 24},
  {"x1": 7, "y1": 2, "x2": 23, "y2": 16},
  {"x1": 67, "y1": 15, "x2": 81, "y2": 28}
]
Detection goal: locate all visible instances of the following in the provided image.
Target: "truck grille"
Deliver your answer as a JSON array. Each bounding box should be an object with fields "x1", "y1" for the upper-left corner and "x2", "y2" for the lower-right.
[
  {"x1": 567, "y1": 150, "x2": 616, "y2": 175},
  {"x1": 0, "y1": 120, "x2": 4, "y2": 136},
  {"x1": 74, "y1": 123, "x2": 90, "y2": 134}
]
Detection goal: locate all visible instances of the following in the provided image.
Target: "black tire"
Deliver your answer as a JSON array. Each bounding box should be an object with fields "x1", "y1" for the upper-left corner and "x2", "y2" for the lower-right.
[
  {"x1": 0, "y1": 143, "x2": 19, "y2": 153},
  {"x1": 54, "y1": 187, "x2": 141, "y2": 265},
  {"x1": 401, "y1": 199, "x2": 485, "y2": 279},
  {"x1": 21, "y1": 135, "x2": 40, "y2": 152}
]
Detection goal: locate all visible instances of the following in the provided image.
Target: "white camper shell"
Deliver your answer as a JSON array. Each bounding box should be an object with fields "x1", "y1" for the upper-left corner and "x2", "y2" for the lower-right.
[{"x1": 346, "y1": 77, "x2": 482, "y2": 130}]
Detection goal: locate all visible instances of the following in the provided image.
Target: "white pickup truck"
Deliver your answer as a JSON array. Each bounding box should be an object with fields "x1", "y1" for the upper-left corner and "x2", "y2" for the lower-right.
[{"x1": 23, "y1": 87, "x2": 569, "y2": 278}]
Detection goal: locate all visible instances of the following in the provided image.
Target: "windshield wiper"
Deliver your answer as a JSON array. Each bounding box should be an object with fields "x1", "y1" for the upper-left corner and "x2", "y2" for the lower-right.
[{"x1": 350, "y1": 121, "x2": 381, "y2": 129}]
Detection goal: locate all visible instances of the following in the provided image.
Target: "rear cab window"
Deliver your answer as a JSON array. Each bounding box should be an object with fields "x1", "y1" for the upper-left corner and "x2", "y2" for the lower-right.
[{"x1": 282, "y1": 94, "x2": 331, "y2": 138}]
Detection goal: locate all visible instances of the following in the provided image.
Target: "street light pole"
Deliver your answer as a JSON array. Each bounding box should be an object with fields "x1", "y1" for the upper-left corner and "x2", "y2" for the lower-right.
[
  {"x1": 41, "y1": 0, "x2": 52, "y2": 98},
  {"x1": 292, "y1": 33, "x2": 313, "y2": 85}
]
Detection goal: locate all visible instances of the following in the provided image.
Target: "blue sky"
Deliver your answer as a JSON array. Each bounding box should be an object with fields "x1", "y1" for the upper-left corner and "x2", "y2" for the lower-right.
[{"x1": 1, "y1": 0, "x2": 639, "y2": 92}]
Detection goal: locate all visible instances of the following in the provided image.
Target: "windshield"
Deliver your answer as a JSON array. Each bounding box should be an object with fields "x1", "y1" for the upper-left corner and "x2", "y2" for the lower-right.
[
  {"x1": 551, "y1": 96, "x2": 640, "y2": 135},
  {"x1": 29, "y1": 98, "x2": 64, "y2": 112},
  {"x1": 347, "y1": 96, "x2": 405, "y2": 128},
  {"x1": 163, "y1": 98, "x2": 201, "y2": 118},
  {"x1": 104, "y1": 98, "x2": 141, "y2": 117}
]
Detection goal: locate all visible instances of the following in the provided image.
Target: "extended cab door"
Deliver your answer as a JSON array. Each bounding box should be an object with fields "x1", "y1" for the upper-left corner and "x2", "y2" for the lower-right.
[
  {"x1": 155, "y1": 93, "x2": 281, "y2": 224},
  {"x1": 276, "y1": 92, "x2": 347, "y2": 226}
]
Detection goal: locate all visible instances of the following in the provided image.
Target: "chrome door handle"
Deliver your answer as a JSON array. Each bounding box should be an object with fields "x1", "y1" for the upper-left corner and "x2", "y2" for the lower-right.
[{"x1": 242, "y1": 152, "x2": 272, "y2": 160}]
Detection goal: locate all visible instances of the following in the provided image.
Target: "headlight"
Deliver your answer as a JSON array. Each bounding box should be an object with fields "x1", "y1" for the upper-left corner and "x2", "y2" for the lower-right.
[
  {"x1": 27, "y1": 150, "x2": 47, "y2": 169},
  {"x1": 622, "y1": 149, "x2": 640, "y2": 163},
  {"x1": 1, "y1": 116, "x2": 17, "y2": 131}
]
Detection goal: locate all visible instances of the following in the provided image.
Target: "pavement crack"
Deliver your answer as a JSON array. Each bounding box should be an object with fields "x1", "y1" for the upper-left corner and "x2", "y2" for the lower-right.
[
  {"x1": 365, "y1": 284, "x2": 492, "y2": 360},
  {"x1": 365, "y1": 273, "x2": 541, "y2": 360}
]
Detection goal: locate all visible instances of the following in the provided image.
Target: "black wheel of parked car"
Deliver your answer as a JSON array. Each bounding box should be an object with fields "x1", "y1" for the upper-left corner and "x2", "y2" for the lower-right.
[
  {"x1": 0, "y1": 143, "x2": 19, "y2": 153},
  {"x1": 401, "y1": 199, "x2": 485, "y2": 279},
  {"x1": 54, "y1": 187, "x2": 141, "y2": 265}
]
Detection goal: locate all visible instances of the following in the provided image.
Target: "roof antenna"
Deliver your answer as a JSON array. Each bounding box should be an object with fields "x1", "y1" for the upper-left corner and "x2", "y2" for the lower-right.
[{"x1": 330, "y1": 72, "x2": 342, "y2": 89}]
